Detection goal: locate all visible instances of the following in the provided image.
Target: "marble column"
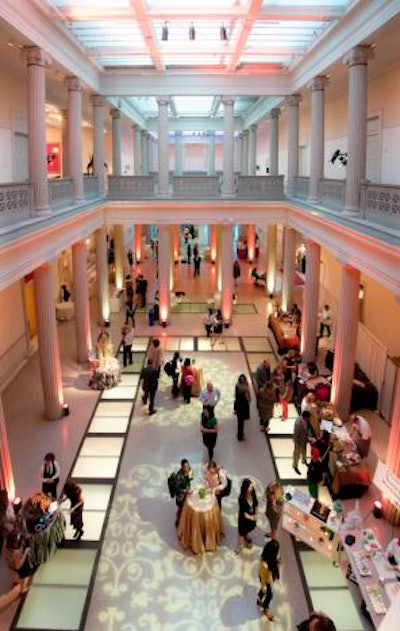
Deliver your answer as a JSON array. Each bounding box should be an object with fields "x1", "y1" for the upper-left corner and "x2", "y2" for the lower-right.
[
  {"x1": 33, "y1": 263, "x2": 64, "y2": 420},
  {"x1": 383, "y1": 373, "x2": 400, "y2": 524},
  {"x1": 157, "y1": 97, "x2": 170, "y2": 196},
  {"x1": 210, "y1": 224, "x2": 218, "y2": 264},
  {"x1": 96, "y1": 227, "x2": 110, "y2": 323},
  {"x1": 281, "y1": 227, "x2": 296, "y2": 312},
  {"x1": 308, "y1": 76, "x2": 329, "y2": 203},
  {"x1": 286, "y1": 94, "x2": 302, "y2": 196},
  {"x1": 148, "y1": 135, "x2": 154, "y2": 173},
  {"x1": 61, "y1": 108, "x2": 69, "y2": 178},
  {"x1": 110, "y1": 108, "x2": 122, "y2": 176},
  {"x1": 174, "y1": 131, "x2": 184, "y2": 175},
  {"x1": 269, "y1": 108, "x2": 280, "y2": 176},
  {"x1": 236, "y1": 133, "x2": 243, "y2": 174},
  {"x1": 222, "y1": 97, "x2": 235, "y2": 196},
  {"x1": 249, "y1": 125, "x2": 257, "y2": 175},
  {"x1": 141, "y1": 130, "x2": 149, "y2": 175},
  {"x1": 266, "y1": 224, "x2": 277, "y2": 296},
  {"x1": 241, "y1": 129, "x2": 249, "y2": 175},
  {"x1": 343, "y1": 46, "x2": 374, "y2": 215},
  {"x1": 25, "y1": 47, "x2": 50, "y2": 214},
  {"x1": 172, "y1": 225, "x2": 180, "y2": 262},
  {"x1": 65, "y1": 76, "x2": 84, "y2": 202},
  {"x1": 91, "y1": 94, "x2": 106, "y2": 196},
  {"x1": 220, "y1": 225, "x2": 233, "y2": 324},
  {"x1": 247, "y1": 224, "x2": 256, "y2": 263},
  {"x1": 158, "y1": 226, "x2": 171, "y2": 324},
  {"x1": 206, "y1": 132, "x2": 216, "y2": 175},
  {"x1": 113, "y1": 225, "x2": 124, "y2": 291},
  {"x1": 134, "y1": 126, "x2": 142, "y2": 175},
  {"x1": 301, "y1": 241, "x2": 321, "y2": 362},
  {"x1": 135, "y1": 225, "x2": 143, "y2": 263},
  {"x1": 0, "y1": 396, "x2": 16, "y2": 498},
  {"x1": 331, "y1": 264, "x2": 360, "y2": 419},
  {"x1": 72, "y1": 241, "x2": 92, "y2": 363},
  {"x1": 169, "y1": 226, "x2": 176, "y2": 291}
]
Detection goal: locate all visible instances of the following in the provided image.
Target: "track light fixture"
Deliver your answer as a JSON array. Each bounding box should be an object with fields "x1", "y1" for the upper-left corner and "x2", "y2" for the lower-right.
[
  {"x1": 161, "y1": 22, "x2": 168, "y2": 41},
  {"x1": 220, "y1": 25, "x2": 228, "y2": 41},
  {"x1": 189, "y1": 23, "x2": 196, "y2": 40}
]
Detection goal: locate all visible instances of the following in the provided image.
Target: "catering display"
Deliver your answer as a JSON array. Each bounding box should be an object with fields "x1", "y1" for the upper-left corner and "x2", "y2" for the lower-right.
[
  {"x1": 282, "y1": 486, "x2": 341, "y2": 561},
  {"x1": 268, "y1": 313, "x2": 300, "y2": 354},
  {"x1": 22, "y1": 492, "x2": 65, "y2": 565},
  {"x1": 88, "y1": 330, "x2": 121, "y2": 390},
  {"x1": 341, "y1": 529, "x2": 400, "y2": 628}
]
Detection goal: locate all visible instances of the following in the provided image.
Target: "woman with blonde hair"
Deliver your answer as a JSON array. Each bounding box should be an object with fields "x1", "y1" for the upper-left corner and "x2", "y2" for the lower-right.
[{"x1": 265, "y1": 480, "x2": 284, "y2": 540}]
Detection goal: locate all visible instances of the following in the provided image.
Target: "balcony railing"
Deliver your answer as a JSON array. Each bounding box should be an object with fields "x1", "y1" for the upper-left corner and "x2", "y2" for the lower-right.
[
  {"x1": 172, "y1": 175, "x2": 220, "y2": 198},
  {"x1": 237, "y1": 175, "x2": 284, "y2": 199},
  {"x1": 361, "y1": 182, "x2": 400, "y2": 229},
  {"x1": 83, "y1": 175, "x2": 100, "y2": 200},
  {"x1": 320, "y1": 178, "x2": 346, "y2": 211},
  {"x1": 292, "y1": 177, "x2": 309, "y2": 200},
  {"x1": 108, "y1": 175, "x2": 156, "y2": 199},
  {"x1": 0, "y1": 183, "x2": 33, "y2": 225},
  {"x1": 48, "y1": 178, "x2": 74, "y2": 210}
]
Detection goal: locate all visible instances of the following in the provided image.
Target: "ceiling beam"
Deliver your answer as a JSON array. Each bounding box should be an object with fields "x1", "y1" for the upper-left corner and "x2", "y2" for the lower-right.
[
  {"x1": 227, "y1": 0, "x2": 264, "y2": 73},
  {"x1": 130, "y1": 0, "x2": 164, "y2": 72}
]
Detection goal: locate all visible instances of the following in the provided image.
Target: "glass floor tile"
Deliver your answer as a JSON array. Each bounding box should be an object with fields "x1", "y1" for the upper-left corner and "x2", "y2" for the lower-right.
[
  {"x1": 31, "y1": 549, "x2": 96, "y2": 586},
  {"x1": 224, "y1": 338, "x2": 241, "y2": 351},
  {"x1": 79, "y1": 483, "x2": 113, "y2": 511},
  {"x1": 274, "y1": 456, "x2": 307, "y2": 480},
  {"x1": 94, "y1": 401, "x2": 133, "y2": 417},
  {"x1": 16, "y1": 585, "x2": 88, "y2": 630},
  {"x1": 197, "y1": 337, "x2": 213, "y2": 351},
  {"x1": 100, "y1": 385, "x2": 136, "y2": 400},
  {"x1": 119, "y1": 374, "x2": 140, "y2": 387},
  {"x1": 268, "y1": 415, "x2": 296, "y2": 436},
  {"x1": 88, "y1": 415, "x2": 130, "y2": 434},
  {"x1": 132, "y1": 337, "x2": 149, "y2": 352},
  {"x1": 242, "y1": 337, "x2": 273, "y2": 352},
  {"x1": 63, "y1": 509, "x2": 106, "y2": 541},
  {"x1": 72, "y1": 455, "x2": 119, "y2": 478},
  {"x1": 79, "y1": 436, "x2": 124, "y2": 457},
  {"x1": 233, "y1": 303, "x2": 257, "y2": 314},
  {"x1": 164, "y1": 337, "x2": 195, "y2": 352},
  {"x1": 269, "y1": 437, "x2": 295, "y2": 458},
  {"x1": 309, "y1": 587, "x2": 366, "y2": 631},
  {"x1": 299, "y1": 550, "x2": 348, "y2": 588}
]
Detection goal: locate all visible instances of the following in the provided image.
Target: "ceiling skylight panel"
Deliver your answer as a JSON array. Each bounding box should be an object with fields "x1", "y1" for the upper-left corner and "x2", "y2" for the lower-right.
[
  {"x1": 163, "y1": 56, "x2": 222, "y2": 66},
  {"x1": 173, "y1": 97, "x2": 215, "y2": 116}
]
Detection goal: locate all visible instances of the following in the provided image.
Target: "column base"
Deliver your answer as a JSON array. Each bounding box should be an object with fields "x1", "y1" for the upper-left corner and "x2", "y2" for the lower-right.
[
  {"x1": 307, "y1": 196, "x2": 320, "y2": 205},
  {"x1": 35, "y1": 206, "x2": 51, "y2": 216},
  {"x1": 342, "y1": 207, "x2": 361, "y2": 217}
]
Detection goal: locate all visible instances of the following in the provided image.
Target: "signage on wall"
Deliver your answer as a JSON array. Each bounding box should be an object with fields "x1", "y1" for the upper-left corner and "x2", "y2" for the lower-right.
[{"x1": 46, "y1": 142, "x2": 61, "y2": 175}]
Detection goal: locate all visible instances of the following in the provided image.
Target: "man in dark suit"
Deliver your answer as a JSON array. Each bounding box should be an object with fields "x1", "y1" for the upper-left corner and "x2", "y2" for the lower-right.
[{"x1": 140, "y1": 358, "x2": 159, "y2": 415}]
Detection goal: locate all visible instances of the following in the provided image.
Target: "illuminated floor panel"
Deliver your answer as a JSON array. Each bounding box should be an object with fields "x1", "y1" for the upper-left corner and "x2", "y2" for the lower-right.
[
  {"x1": 79, "y1": 483, "x2": 113, "y2": 510},
  {"x1": 119, "y1": 374, "x2": 140, "y2": 387},
  {"x1": 93, "y1": 401, "x2": 133, "y2": 417},
  {"x1": 242, "y1": 337, "x2": 273, "y2": 352},
  {"x1": 72, "y1": 455, "x2": 119, "y2": 478},
  {"x1": 309, "y1": 587, "x2": 365, "y2": 631},
  {"x1": 274, "y1": 456, "x2": 307, "y2": 480},
  {"x1": 132, "y1": 337, "x2": 149, "y2": 351},
  {"x1": 88, "y1": 415, "x2": 130, "y2": 434},
  {"x1": 268, "y1": 415, "x2": 296, "y2": 435},
  {"x1": 100, "y1": 385, "x2": 136, "y2": 400},
  {"x1": 31, "y1": 549, "x2": 96, "y2": 586},
  {"x1": 270, "y1": 437, "x2": 297, "y2": 458},
  {"x1": 224, "y1": 338, "x2": 241, "y2": 351},
  {"x1": 79, "y1": 436, "x2": 124, "y2": 457},
  {"x1": 63, "y1": 509, "x2": 106, "y2": 541},
  {"x1": 16, "y1": 585, "x2": 87, "y2": 630},
  {"x1": 247, "y1": 352, "x2": 277, "y2": 372},
  {"x1": 299, "y1": 550, "x2": 347, "y2": 588}
]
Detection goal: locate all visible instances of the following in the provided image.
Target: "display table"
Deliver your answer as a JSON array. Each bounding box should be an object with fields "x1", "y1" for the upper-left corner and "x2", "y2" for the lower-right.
[
  {"x1": 55, "y1": 301, "x2": 74, "y2": 321},
  {"x1": 88, "y1": 357, "x2": 121, "y2": 390},
  {"x1": 177, "y1": 490, "x2": 224, "y2": 554},
  {"x1": 328, "y1": 425, "x2": 371, "y2": 498},
  {"x1": 282, "y1": 486, "x2": 340, "y2": 561},
  {"x1": 341, "y1": 528, "x2": 400, "y2": 628},
  {"x1": 268, "y1": 315, "x2": 300, "y2": 354},
  {"x1": 29, "y1": 511, "x2": 66, "y2": 566}
]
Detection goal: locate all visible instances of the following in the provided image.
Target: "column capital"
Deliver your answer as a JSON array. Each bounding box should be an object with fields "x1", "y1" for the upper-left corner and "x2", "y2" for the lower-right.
[
  {"x1": 23, "y1": 46, "x2": 51, "y2": 67},
  {"x1": 110, "y1": 107, "x2": 121, "y2": 119},
  {"x1": 310, "y1": 75, "x2": 329, "y2": 91},
  {"x1": 269, "y1": 108, "x2": 281, "y2": 119},
  {"x1": 222, "y1": 96, "x2": 235, "y2": 107},
  {"x1": 242, "y1": 128, "x2": 249, "y2": 137},
  {"x1": 250, "y1": 124, "x2": 257, "y2": 132},
  {"x1": 156, "y1": 96, "x2": 170, "y2": 107},
  {"x1": 64, "y1": 76, "x2": 84, "y2": 92},
  {"x1": 91, "y1": 94, "x2": 104, "y2": 108},
  {"x1": 141, "y1": 128, "x2": 149, "y2": 137},
  {"x1": 343, "y1": 45, "x2": 374, "y2": 67},
  {"x1": 286, "y1": 94, "x2": 302, "y2": 107}
]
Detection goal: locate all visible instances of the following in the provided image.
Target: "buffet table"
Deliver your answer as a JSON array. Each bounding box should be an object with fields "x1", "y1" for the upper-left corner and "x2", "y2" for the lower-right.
[
  {"x1": 177, "y1": 489, "x2": 224, "y2": 554},
  {"x1": 341, "y1": 528, "x2": 400, "y2": 629},
  {"x1": 22, "y1": 494, "x2": 66, "y2": 566},
  {"x1": 268, "y1": 315, "x2": 300, "y2": 354},
  {"x1": 327, "y1": 422, "x2": 371, "y2": 498}
]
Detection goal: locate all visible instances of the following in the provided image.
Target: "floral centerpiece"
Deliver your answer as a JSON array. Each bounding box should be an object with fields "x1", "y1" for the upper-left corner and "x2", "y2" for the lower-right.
[{"x1": 198, "y1": 487, "x2": 206, "y2": 500}]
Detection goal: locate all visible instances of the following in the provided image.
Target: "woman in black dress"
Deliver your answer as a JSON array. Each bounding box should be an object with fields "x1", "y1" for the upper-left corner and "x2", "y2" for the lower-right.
[
  {"x1": 235, "y1": 478, "x2": 258, "y2": 555},
  {"x1": 234, "y1": 374, "x2": 251, "y2": 441}
]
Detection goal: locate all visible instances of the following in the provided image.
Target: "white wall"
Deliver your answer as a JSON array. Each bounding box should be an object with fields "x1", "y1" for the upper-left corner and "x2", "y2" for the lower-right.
[{"x1": 0, "y1": 282, "x2": 28, "y2": 389}]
